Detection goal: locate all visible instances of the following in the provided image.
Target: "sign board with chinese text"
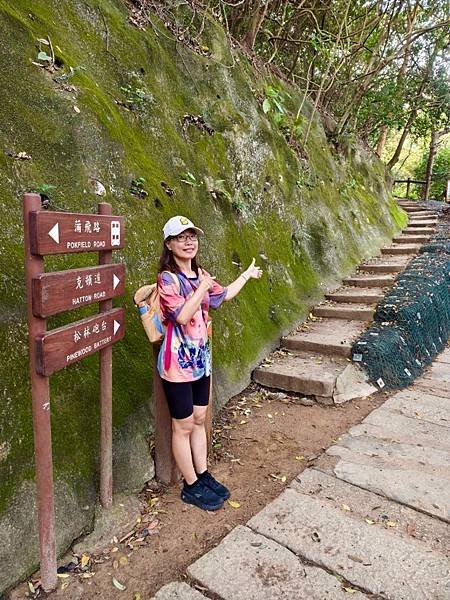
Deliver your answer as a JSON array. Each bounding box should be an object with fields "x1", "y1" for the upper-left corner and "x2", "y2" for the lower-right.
[
  {"x1": 24, "y1": 196, "x2": 126, "y2": 590},
  {"x1": 35, "y1": 307, "x2": 125, "y2": 376},
  {"x1": 29, "y1": 211, "x2": 125, "y2": 255},
  {"x1": 32, "y1": 264, "x2": 126, "y2": 318}
]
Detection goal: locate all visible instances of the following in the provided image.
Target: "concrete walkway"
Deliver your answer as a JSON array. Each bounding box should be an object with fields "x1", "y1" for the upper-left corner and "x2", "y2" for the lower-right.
[
  {"x1": 152, "y1": 202, "x2": 450, "y2": 599},
  {"x1": 153, "y1": 348, "x2": 450, "y2": 599}
]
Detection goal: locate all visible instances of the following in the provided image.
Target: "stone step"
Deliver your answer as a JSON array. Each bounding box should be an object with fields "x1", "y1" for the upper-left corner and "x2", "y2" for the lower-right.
[
  {"x1": 313, "y1": 303, "x2": 375, "y2": 321},
  {"x1": 282, "y1": 318, "x2": 366, "y2": 358},
  {"x1": 404, "y1": 210, "x2": 437, "y2": 216},
  {"x1": 291, "y1": 469, "x2": 450, "y2": 556},
  {"x1": 408, "y1": 219, "x2": 438, "y2": 226},
  {"x1": 253, "y1": 351, "x2": 347, "y2": 397},
  {"x1": 325, "y1": 401, "x2": 450, "y2": 523},
  {"x1": 188, "y1": 525, "x2": 369, "y2": 600},
  {"x1": 343, "y1": 273, "x2": 396, "y2": 286},
  {"x1": 380, "y1": 244, "x2": 420, "y2": 255},
  {"x1": 402, "y1": 227, "x2": 435, "y2": 234},
  {"x1": 325, "y1": 287, "x2": 384, "y2": 304},
  {"x1": 248, "y1": 487, "x2": 450, "y2": 600},
  {"x1": 358, "y1": 262, "x2": 405, "y2": 273},
  {"x1": 393, "y1": 235, "x2": 430, "y2": 244}
]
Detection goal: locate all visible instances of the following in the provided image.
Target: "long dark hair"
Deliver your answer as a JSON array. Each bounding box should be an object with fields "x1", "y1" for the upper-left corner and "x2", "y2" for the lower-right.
[{"x1": 158, "y1": 237, "x2": 202, "y2": 274}]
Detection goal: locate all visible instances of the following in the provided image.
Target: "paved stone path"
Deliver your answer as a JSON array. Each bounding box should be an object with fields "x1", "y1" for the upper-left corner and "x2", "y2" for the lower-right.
[
  {"x1": 152, "y1": 202, "x2": 450, "y2": 599},
  {"x1": 154, "y1": 349, "x2": 450, "y2": 599}
]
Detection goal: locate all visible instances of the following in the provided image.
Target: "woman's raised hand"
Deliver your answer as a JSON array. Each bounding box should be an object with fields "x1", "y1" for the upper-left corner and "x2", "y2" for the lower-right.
[
  {"x1": 243, "y1": 258, "x2": 263, "y2": 280},
  {"x1": 198, "y1": 268, "x2": 216, "y2": 291}
]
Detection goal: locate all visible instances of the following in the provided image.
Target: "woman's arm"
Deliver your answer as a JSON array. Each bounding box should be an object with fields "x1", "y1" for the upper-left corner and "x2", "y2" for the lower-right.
[
  {"x1": 176, "y1": 279, "x2": 212, "y2": 325},
  {"x1": 225, "y1": 258, "x2": 262, "y2": 301}
]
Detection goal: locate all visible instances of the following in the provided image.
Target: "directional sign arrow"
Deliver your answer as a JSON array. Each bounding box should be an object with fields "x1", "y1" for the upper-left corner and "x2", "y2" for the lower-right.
[
  {"x1": 113, "y1": 274, "x2": 120, "y2": 290},
  {"x1": 113, "y1": 320, "x2": 121, "y2": 335},
  {"x1": 48, "y1": 223, "x2": 60, "y2": 244}
]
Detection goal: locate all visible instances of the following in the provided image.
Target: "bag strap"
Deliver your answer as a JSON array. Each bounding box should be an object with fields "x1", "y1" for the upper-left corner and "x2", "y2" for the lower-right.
[{"x1": 161, "y1": 270, "x2": 181, "y2": 295}]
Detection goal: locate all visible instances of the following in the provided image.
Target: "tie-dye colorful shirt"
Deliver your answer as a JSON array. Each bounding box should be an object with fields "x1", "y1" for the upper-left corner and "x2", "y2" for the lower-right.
[{"x1": 157, "y1": 270, "x2": 227, "y2": 382}]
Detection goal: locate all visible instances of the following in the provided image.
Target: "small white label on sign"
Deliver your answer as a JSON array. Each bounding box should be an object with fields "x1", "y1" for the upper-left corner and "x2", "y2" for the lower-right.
[
  {"x1": 48, "y1": 222, "x2": 60, "y2": 244},
  {"x1": 377, "y1": 378, "x2": 385, "y2": 388},
  {"x1": 111, "y1": 221, "x2": 121, "y2": 246},
  {"x1": 113, "y1": 319, "x2": 121, "y2": 335},
  {"x1": 353, "y1": 354, "x2": 363, "y2": 362},
  {"x1": 404, "y1": 368, "x2": 411, "y2": 377},
  {"x1": 113, "y1": 274, "x2": 120, "y2": 290},
  {"x1": 369, "y1": 332, "x2": 379, "y2": 336}
]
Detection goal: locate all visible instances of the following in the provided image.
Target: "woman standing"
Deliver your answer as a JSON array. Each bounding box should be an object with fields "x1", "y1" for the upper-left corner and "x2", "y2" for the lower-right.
[{"x1": 157, "y1": 215, "x2": 262, "y2": 511}]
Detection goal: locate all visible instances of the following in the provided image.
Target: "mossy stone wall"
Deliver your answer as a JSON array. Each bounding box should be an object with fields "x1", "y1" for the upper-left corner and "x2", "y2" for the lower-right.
[{"x1": 0, "y1": 0, "x2": 406, "y2": 591}]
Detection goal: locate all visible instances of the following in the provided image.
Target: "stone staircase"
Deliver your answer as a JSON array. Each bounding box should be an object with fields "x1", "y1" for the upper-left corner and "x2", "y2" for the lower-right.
[{"x1": 253, "y1": 202, "x2": 438, "y2": 404}]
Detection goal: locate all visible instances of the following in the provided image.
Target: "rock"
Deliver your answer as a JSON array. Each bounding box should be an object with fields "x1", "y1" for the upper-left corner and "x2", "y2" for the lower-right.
[
  {"x1": 333, "y1": 363, "x2": 378, "y2": 404},
  {"x1": 72, "y1": 493, "x2": 142, "y2": 555}
]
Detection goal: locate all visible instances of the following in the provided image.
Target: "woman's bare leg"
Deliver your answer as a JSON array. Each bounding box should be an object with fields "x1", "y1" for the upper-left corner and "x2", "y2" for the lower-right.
[
  {"x1": 191, "y1": 405, "x2": 208, "y2": 474},
  {"x1": 171, "y1": 416, "x2": 197, "y2": 484}
]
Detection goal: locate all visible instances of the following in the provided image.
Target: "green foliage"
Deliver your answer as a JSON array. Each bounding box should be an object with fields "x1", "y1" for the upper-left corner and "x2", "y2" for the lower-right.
[
  {"x1": 180, "y1": 171, "x2": 200, "y2": 186},
  {"x1": 119, "y1": 83, "x2": 153, "y2": 109},
  {"x1": 129, "y1": 177, "x2": 148, "y2": 198},
  {"x1": 261, "y1": 85, "x2": 303, "y2": 147},
  {"x1": 414, "y1": 145, "x2": 450, "y2": 199}
]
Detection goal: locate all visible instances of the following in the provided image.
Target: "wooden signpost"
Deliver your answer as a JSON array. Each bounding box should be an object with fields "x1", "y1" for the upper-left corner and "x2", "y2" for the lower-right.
[{"x1": 23, "y1": 193, "x2": 125, "y2": 591}]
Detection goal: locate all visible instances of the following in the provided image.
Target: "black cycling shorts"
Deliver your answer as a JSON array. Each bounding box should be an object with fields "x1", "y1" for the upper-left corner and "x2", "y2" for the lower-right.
[{"x1": 161, "y1": 375, "x2": 210, "y2": 420}]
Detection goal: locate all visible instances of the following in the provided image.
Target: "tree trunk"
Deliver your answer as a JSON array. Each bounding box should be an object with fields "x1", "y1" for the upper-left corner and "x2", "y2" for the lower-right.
[
  {"x1": 423, "y1": 130, "x2": 438, "y2": 201},
  {"x1": 387, "y1": 108, "x2": 417, "y2": 170},
  {"x1": 242, "y1": 1, "x2": 270, "y2": 49},
  {"x1": 387, "y1": 36, "x2": 441, "y2": 170},
  {"x1": 376, "y1": 125, "x2": 388, "y2": 156}
]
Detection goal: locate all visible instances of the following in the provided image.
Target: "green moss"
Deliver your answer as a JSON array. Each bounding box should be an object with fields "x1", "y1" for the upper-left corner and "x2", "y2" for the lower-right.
[{"x1": 0, "y1": 0, "x2": 403, "y2": 589}]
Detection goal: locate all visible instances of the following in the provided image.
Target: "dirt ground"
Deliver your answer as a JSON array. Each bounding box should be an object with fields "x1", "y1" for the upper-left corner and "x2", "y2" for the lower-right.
[{"x1": 10, "y1": 383, "x2": 388, "y2": 600}]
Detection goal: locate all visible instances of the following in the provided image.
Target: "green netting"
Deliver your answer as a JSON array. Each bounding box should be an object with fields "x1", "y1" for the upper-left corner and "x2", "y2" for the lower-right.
[{"x1": 352, "y1": 215, "x2": 450, "y2": 390}]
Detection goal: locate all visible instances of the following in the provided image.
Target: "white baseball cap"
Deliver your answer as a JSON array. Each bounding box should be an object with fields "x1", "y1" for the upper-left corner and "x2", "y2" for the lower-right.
[{"x1": 163, "y1": 215, "x2": 204, "y2": 240}]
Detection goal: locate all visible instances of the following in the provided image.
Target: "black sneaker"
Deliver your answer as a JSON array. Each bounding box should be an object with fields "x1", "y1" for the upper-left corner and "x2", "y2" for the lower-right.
[
  {"x1": 181, "y1": 479, "x2": 224, "y2": 511},
  {"x1": 198, "y1": 471, "x2": 230, "y2": 500}
]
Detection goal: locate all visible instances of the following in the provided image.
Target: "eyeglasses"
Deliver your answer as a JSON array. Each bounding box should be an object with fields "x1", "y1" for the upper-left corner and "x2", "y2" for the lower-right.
[{"x1": 174, "y1": 233, "x2": 198, "y2": 242}]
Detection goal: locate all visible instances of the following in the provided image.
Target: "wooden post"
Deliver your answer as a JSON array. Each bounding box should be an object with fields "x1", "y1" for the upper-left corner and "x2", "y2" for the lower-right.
[
  {"x1": 153, "y1": 324, "x2": 213, "y2": 483},
  {"x1": 406, "y1": 177, "x2": 411, "y2": 198},
  {"x1": 153, "y1": 345, "x2": 179, "y2": 484},
  {"x1": 98, "y1": 202, "x2": 113, "y2": 508},
  {"x1": 206, "y1": 322, "x2": 213, "y2": 452},
  {"x1": 23, "y1": 193, "x2": 58, "y2": 592}
]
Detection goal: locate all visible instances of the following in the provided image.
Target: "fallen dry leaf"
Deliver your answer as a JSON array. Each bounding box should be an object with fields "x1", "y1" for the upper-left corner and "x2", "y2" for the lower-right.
[
  {"x1": 406, "y1": 522, "x2": 416, "y2": 536},
  {"x1": 112, "y1": 577, "x2": 126, "y2": 591},
  {"x1": 295, "y1": 455, "x2": 305, "y2": 461},
  {"x1": 365, "y1": 519, "x2": 376, "y2": 525},
  {"x1": 342, "y1": 504, "x2": 351, "y2": 512},
  {"x1": 386, "y1": 520, "x2": 397, "y2": 527},
  {"x1": 227, "y1": 500, "x2": 241, "y2": 509},
  {"x1": 80, "y1": 553, "x2": 90, "y2": 568}
]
